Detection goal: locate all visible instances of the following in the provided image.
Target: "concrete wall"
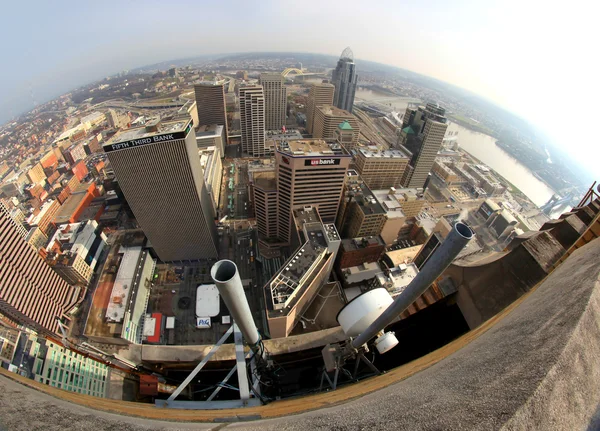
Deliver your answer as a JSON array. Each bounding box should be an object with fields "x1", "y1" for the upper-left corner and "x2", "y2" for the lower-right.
[{"x1": 449, "y1": 231, "x2": 565, "y2": 329}]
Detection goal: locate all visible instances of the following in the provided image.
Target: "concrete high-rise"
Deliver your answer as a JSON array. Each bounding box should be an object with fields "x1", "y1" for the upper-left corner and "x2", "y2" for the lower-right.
[
  {"x1": 306, "y1": 83, "x2": 335, "y2": 134},
  {"x1": 354, "y1": 147, "x2": 410, "y2": 189},
  {"x1": 252, "y1": 172, "x2": 278, "y2": 240},
  {"x1": 239, "y1": 85, "x2": 266, "y2": 157},
  {"x1": 0, "y1": 202, "x2": 78, "y2": 335},
  {"x1": 332, "y1": 47, "x2": 358, "y2": 113},
  {"x1": 312, "y1": 105, "x2": 360, "y2": 143},
  {"x1": 260, "y1": 73, "x2": 287, "y2": 130},
  {"x1": 399, "y1": 103, "x2": 448, "y2": 189},
  {"x1": 194, "y1": 81, "x2": 228, "y2": 141},
  {"x1": 336, "y1": 170, "x2": 386, "y2": 239},
  {"x1": 103, "y1": 118, "x2": 218, "y2": 261},
  {"x1": 275, "y1": 140, "x2": 351, "y2": 243}
]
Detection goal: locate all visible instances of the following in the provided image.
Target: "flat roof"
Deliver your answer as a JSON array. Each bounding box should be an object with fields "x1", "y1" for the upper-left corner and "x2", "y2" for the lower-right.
[
  {"x1": 266, "y1": 207, "x2": 331, "y2": 312},
  {"x1": 277, "y1": 139, "x2": 349, "y2": 157},
  {"x1": 53, "y1": 184, "x2": 93, "y2": 225},
  {"x1": 356, "y1": 147, "x2": 409, "y2": 159},
  {"x1": 316, "y1": 105, "x2": 353, "y2": 117},
  {"x1": 106, "y1": 246, "x2": 143, "y2": 323},
  {"x1": 371, "y1": 188, "x2": 423, "y2": 218},
  {"x1": 351, "y1": 182, "x2": 386, "y2": 215},
  {"x1": 195, "y1": 124, "x2": 223, "y2": 138},
  {"x1": 265, "y1": 129, "x2": 303, "y2": 141},
  {"x1": 341, "y1": 236, "x2": 385, "y2": 252},
  {"x1": 383, "y1": 263, "x2": 420, "y2": 296},
  {"x1": 104, "y1": 119, "x2": 191, "y2": 148}
]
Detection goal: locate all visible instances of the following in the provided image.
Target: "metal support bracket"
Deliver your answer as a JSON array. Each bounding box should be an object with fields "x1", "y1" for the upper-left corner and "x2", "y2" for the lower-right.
[{"x1": 158, "y1": 323, "x2": 262, "y2": 409}]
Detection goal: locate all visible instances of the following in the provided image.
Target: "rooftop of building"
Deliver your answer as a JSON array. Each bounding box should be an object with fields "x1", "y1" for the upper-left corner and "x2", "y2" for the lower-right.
[
  {"x1": 265, "y1": 129, "x2": 303, "y2": 141},
  {"x1": 355, "y1": 147, "x2": 410, "y2": 159},
  {"x1": 265, "y1": 208, "x2": 332, "y2": 315},
  {"x1": 104, "y1": 118, "x2": 191, "y2": 147},
  {"x1": 316, "y1": 105, "x2": 354, "y2": 117},
  {"x1": 342, "y1": 261, "x2": 382, "y2": 284},
  {"x1": 52, "y1": 183, "x2": 93, "y2": 225},
  {"x1": 253, "y1": 171, "x2": 277, "y2": 190},
  {"x1": 195, "y1": 124, "x2": 223, "y2": 138},
  {"x1": 371, "y1": 187, "x2": 423, "y2": 217},
  {"x1": 384, "y1": 244, "x2": 423, "y2": 266},
  {"x1": 84, "y1": 230, "x2": 148, "y2": 338},
  {"x1": 341, "y1": 236, "x2": 386, "y2": 252},
  {"x1": 347, "y1": 181, "x2": 386, "y2": 215},
  {"x1": 194, "y1": 80, "x2": 226, "y2": 87},
  {"x1": 106, "y1": 246, "x2": 143, "y2": 323},
  {"x1": 277, "y1": 139, "x2": 349, "y2": 157},
  {"x1": 46, "y1": 220, "x2": 93, "y2": 250},
  {"x1": 313, "y1": 82, "x2": 335, "y2": 88},
  {"x1": 376, "y1": 262, "x2": 420, "y2": 297}
]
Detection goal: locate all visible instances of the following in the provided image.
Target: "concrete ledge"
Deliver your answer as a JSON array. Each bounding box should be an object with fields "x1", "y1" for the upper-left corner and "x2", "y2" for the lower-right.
[{"x1": 1, "y1": 238, "x2": 600, "y2": 430}]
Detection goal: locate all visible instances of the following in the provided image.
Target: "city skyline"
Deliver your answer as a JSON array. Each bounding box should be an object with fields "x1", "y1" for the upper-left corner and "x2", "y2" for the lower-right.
[
  {"x1": 0, "y1": 0, "x2": 599, "y2": 417},
  {"x1": 0, "y1": 0, "x2": 596, "y2": 179}
]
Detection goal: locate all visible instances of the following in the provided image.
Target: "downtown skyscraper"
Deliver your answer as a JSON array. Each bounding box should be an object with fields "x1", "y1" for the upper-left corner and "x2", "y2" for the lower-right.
[
  {"x1": 103, "y1": 118, "x2": 219, "y2": 261},
  {"x1": 240, "y1": 85, "x2": 266, "y2": 157},
  {"x1": 274, "y1": 140, "x2": 351, "y2": 243},
  {"x1": 306, "y1": 82, "x2": 335, "y2": 134},
  {"x1": 0, "y1": 202, "x2": 78, "y2": 335},
  {"x1": 332, "y1": 47, "x2": 358, "y2": 114},
  {"x1": 399, "y1": 103, "x2": 449, "y2": 189},
  {"x1": 260, "y1": 73, "x2": 287, "y2": 130},
  {"x1": 194, "y1": 81, "x2": 229, "y2": 141}
]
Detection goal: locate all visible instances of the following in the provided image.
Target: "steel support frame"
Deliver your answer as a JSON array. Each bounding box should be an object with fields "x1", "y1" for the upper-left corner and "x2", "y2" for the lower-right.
[{"x1": 159, "y1": 323, "x2": 260, "y2": 409}]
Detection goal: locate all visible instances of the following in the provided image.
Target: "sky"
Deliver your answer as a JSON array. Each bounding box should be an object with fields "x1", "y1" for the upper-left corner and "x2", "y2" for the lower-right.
[{"x1": 1, "y1": 0, "x2": 598, "y2": 179}]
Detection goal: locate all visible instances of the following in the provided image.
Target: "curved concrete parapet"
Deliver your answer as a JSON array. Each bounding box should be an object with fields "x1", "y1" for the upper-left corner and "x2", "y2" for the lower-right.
[{"x1": 1, "y1": 238, "x2": 600, "y2": 430}]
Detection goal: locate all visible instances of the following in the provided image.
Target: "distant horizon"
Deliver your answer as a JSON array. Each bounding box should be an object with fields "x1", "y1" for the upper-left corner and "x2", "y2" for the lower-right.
[
  {"x1": 1, "y1": 49, "x2": 523, "y2": 127},
  {"x1": 3, "y1": 49, "x2": 594, "y2": 184}
]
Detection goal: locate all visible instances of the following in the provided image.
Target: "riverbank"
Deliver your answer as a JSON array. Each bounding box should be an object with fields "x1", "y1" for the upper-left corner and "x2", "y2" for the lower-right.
[
  {"x1": 448, "y1": 114, "x2": 496, "y2": 137},
  {"x1": 459, "y1": 149, "x2": 532, "y2": 203}
]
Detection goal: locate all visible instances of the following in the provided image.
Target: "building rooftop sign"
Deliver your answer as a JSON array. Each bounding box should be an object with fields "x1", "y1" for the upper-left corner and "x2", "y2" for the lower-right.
[{"x1": 103, "y1": 120, "x2": 191, "y2": 153}]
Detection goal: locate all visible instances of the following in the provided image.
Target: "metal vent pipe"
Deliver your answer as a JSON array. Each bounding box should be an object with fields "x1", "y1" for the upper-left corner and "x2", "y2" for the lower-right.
[
  {"x1": 351, "y1": 222, "x2": 474, "y2": 349},
  {"x1": 211, "y1": 260, "x2": 261, "y2": 347}
]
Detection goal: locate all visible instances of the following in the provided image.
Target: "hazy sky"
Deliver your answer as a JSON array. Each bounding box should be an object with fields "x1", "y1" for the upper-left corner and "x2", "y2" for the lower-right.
[{"x1": 1, "y1": 0, "x2": 597, "y2": 178}]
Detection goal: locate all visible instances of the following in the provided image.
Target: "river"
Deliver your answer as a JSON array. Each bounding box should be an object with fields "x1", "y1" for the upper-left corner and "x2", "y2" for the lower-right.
[{"x1": 354, "y1": 87, "x2": 555, "y2": 207}]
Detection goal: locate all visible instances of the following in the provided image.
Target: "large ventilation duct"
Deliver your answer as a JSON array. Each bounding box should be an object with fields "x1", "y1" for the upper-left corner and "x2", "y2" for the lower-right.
[
  {"x1": 351, "y1": 222, "x2": 474, "y2": 350},
  {"x1": 211, "y1": 260, "x2": 261, "y2": 347}
]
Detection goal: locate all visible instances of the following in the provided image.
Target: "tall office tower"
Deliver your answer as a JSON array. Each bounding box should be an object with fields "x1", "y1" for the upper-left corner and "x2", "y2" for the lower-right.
[
  {"x1": 194, "y1": 81, "x2": 228, "y2": 141},
  {"x1": 253, "y1": 172, "x2": 278, "y2": 240},
  {"x1": 306, "y1": 83, "x2": 335, "y2": 134},
  {"x1": 353, "y1": 147, "x2": 410, "y2": 189},
  {"x1": 103, "y1": 118, "x2": 218, "y2": 261},
  {"x1": 275, "y1": 140, "x2": 351, "y2": 244},
  {"x1": 336, "y1": 170, "x2": 386, "y2": 239},
  {"x1": 239, "y1": 86, "x2": 266, "y2": 157},
  {"x1": 0, "y1": 202, "x2": 78, "y2": 335},
  {"x1": 399, "y1": 103, "x2": 448, "y2": 189},
  {"x1": 312, "y1": 105, "x2": 360, "y2": 142},
  {"x1": 332, "y1": 47, "x2": 358, "y2": 113},
  {"x1": 260, "y1": 73, "x2": 287, "y2": 130}
]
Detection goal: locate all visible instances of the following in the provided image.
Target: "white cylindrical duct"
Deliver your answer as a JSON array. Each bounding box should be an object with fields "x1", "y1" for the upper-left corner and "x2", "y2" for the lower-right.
[
  {"x1": 211, "y1": 260, "x2": 260, "y2": 347},
  {"x1": 351, "y1": 222, "x2": 474, "y2": 350}
]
